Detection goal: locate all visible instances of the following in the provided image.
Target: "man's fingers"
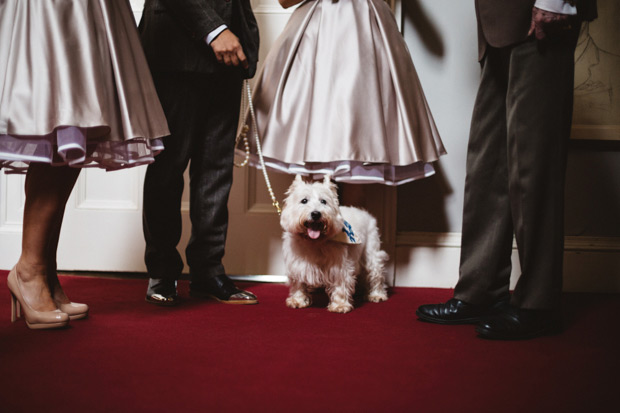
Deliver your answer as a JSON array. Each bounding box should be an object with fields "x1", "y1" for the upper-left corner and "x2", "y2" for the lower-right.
[
  {"x1": 529, "y1": 6, "x2": 573, "y2": 40},
  {"x1": 237, "y1": 49, "x2": 248, "y2": 69},
  {"x1": 220, "y1": 48, "x2": 247, "y2": 68},
  {"x1": 210, "y1": 30, "x2": 247, "y2": 68},
  {"x1": 230, "y1": 53, "x2": 240, "y2": 67}
]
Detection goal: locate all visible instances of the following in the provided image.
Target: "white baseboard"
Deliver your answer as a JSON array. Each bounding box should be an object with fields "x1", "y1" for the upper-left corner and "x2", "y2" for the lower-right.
[
  {"x1": 230, "y1": 274, "x2": 288, "y2": 283},
  {"x1": 395, "y1": 232, "x2": 620, "y2": 293}
]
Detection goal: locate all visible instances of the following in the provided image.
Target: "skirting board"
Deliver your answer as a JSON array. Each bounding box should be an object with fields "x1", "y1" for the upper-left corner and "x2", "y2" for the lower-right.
[
  {"x1": 230, "y1": 233, "x2": 620, "y2": 293},
  {"x1": 395, "y1": 232, "x2": 620, "y2": 293},
  {"x1": 230, "y1": 274, "x2": 288, "y2": 283}
]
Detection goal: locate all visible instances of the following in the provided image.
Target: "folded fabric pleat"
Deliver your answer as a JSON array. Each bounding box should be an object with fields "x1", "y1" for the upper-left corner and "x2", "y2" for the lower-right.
[{"x1": 0, "y1": 0, "x2": 169, "y2": 173}]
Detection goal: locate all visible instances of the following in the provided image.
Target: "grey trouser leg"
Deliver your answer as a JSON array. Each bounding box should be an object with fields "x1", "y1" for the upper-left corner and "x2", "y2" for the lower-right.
[{"x1": 455, "y1": 29, "x2": 580, "y2": 310}]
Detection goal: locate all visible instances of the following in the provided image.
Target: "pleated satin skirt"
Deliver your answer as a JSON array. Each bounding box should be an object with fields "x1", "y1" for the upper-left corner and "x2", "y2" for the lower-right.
[
  {"x1": 0, "y1": 0, "x2": 169, "y2": 173},
  {"x1": 241, "y1": 0, "x2": 446, "y2": 185}
]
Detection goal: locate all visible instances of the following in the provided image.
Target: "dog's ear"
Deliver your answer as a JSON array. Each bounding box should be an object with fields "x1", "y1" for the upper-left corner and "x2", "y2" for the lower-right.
[
  {"x1": 323, "y1": 175, "x2": 338, "y2": 194},
  {"x1": 286, "y1": 174, "x2": 304, "y2": 196}
]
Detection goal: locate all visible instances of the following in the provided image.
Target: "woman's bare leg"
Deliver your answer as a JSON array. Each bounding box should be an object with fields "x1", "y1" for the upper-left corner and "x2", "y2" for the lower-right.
[{"x1": 16, "y1": 163, "x2": 80, "y2": 311}]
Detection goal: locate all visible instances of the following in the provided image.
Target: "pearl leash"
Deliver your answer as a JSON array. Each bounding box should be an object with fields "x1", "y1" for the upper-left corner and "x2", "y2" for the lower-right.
[{"x1": 235, "y1": 80, "x2": 282, "y2": 215}]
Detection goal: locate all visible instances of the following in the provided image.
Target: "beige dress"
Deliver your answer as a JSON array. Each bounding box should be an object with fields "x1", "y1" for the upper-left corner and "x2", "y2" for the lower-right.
[
  {"x1": 241, "y1": 0, "x2": 446, "y2": 185},
  {"x1": 0, "y1": 0, "x2": 169, "y2": 173}
]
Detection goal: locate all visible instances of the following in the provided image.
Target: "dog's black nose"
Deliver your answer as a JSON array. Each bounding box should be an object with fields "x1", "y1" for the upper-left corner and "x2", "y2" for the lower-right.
[{"x1": 311, "y1": 211, "x2": 321, "y2": 220}]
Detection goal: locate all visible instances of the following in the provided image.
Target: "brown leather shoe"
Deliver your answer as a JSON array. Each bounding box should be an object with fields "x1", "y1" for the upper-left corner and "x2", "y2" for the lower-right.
[{"x1": 190, "y1": 274, "x2": 258, "y2": 305}]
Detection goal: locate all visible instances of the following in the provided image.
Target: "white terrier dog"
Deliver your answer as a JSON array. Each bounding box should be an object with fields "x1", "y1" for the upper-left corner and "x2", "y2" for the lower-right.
[{"x1": 280, "y1": 175, "x2": 389, "y2": 313}]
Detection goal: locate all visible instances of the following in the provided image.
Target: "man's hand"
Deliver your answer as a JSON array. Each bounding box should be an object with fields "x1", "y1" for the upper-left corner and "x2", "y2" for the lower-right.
[
  {"x1": 210, "y1": 29, "x2": 248, "y2": 69},
  {"x1": 528, "y1": 7, "x2": 574, "y2": 40}
]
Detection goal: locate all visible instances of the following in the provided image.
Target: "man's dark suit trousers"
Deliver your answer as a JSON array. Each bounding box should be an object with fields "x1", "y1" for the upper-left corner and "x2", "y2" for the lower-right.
[{"x1": 143, "y1": 71, "x2": 243, "y2": 283}]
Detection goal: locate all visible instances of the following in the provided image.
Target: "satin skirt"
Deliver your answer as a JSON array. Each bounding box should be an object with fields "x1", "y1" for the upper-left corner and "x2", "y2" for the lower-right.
[
  {"x1": 239, "y1": 0, "x2": 446, "y2": 185},
  {"x1": 0, "y1": 0, "x2": 169, "y2": 173}
]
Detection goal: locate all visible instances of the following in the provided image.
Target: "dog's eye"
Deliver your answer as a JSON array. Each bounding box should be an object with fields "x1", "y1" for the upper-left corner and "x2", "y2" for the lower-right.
[
  {"x1": 301, "y1": 198, "x2": 308, "y2": 204},
  {"x1": 320, "y1": 199, "x2": 327, "y2": 205}
]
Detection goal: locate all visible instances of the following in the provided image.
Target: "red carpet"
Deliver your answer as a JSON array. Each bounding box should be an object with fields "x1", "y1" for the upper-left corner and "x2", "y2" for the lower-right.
[{"x1": 0, "y1": 270, "x2": 618, "y2": 412}]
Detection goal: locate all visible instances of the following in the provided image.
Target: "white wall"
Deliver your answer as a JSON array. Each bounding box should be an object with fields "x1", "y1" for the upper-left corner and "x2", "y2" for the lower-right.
[
  {"x1": 399, "y1": 0, "x2": 479, "y2": 232},
  {"x1": 129, "y1": 0, "x2": 145, "y2": 21}
]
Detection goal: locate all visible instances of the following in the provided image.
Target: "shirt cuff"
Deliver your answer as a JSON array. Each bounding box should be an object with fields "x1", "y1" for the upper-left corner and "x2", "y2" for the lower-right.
[
  {"x1": 205, "y1": 25, "x2": 228, "y2": 45},
  {"x1": 534, "y1": 0, "x2": 577, "y2": 15}
]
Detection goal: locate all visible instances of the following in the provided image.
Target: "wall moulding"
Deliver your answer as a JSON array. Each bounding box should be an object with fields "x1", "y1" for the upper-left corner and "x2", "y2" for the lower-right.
[
  {"x1": 395, "y1": 231, "x2": 620, "y2": 292},
  {"x1": 396, "y1": 231, "x2": 620, "y2": 252}
]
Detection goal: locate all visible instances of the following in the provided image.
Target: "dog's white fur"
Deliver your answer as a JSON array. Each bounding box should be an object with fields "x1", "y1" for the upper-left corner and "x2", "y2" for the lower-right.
[{"x1": 281, "y1": 175, "x2": 389, "y2": 313}]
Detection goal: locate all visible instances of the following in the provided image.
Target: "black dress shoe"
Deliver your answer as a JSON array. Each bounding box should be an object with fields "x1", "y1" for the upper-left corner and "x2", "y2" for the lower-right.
[
  {"x1": 145, "y1": 278, "x2": 179, "y2": 307},
  {"x1": 190, "y1": 274, "x2": 258, "y2": 305},
  {"x1": 476, "y1": 307, "x2": 562, "y2": 340},
  {"x1": 416, "y1": 298, "x2": 507, "y2": 325}
]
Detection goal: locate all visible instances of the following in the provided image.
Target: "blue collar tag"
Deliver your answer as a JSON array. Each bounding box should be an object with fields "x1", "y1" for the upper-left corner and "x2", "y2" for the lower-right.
[{"x1": 331, "y1": 220, "x2": 361, "y2": 244}]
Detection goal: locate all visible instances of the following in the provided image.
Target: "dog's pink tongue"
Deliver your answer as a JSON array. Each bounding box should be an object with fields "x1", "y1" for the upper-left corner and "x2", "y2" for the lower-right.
[{"x1": 307, "y1": 228, "x2": 321, "y2": 239}]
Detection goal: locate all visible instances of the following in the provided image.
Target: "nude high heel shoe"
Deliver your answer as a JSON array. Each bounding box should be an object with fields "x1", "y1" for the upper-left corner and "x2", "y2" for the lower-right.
[
  {"x1": 54, "y1": 300, "x2": 89, "y2": 320},
  {"x1": 49, "y1": 276, "x2": 89, "y2": 320},
  {"x1": 7, "y1": 267, "x2": 69, "y2": 330}
]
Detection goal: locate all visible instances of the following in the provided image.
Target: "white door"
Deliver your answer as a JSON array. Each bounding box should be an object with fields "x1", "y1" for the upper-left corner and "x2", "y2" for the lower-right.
[
  {"x1": 224, "y1": 0, "x2": 298, "y2": 277},
  {"x1": 0, "y1": 0, "x2": 296, "y2": 274}
]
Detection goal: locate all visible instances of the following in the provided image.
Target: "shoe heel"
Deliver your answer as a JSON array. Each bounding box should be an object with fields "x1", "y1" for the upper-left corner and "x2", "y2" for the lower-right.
[{"x1": 10, "y1": 292, "x2": 20, "y2": 322}]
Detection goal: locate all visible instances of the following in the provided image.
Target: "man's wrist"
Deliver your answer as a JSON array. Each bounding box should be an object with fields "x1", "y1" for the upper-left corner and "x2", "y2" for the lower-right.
[
  {"x1": 205, "y1": 25, "x2": 228, "y2": 45},
  {"x1": 534, "y1": 0, "x2": 577, "y2": 15}
]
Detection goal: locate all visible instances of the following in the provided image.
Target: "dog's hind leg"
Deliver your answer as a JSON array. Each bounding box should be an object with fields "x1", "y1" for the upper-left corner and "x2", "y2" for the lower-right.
[
  {"x1": 286, "y1": 279, "x2": 312, "y2": 309},
  {"x1": 364, "y1": 243, "x2": 389, "y2": 303}
]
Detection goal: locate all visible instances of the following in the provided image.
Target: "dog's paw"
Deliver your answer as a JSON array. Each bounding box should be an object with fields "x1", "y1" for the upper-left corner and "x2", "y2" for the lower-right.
[
  {"x1": 327, "y1": 302, "x2": 353, "y2": 313},
  {"x1": 286, "y1": 294, "x2": 311, "y2": 309},
  {"x1": 367, "y1": 291, "x2": 388, "y2": 303}
]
